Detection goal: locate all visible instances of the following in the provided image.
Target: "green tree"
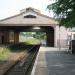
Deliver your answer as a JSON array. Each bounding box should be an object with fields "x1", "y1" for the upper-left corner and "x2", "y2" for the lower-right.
[
  {"x1": 33, "y1": 32, "x2": 46, "y2": 40},
  {"x1": 47, "y1": 0, "x2": 75, "y2": 27},
  {"x1": 20, "y1": 32, "x2": 33, "y2": 37}
]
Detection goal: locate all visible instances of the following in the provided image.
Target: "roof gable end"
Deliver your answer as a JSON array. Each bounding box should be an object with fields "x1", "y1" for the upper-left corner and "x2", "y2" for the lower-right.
[{"x1": 0, "y1": 7, "x2": 59, "y2": 26}]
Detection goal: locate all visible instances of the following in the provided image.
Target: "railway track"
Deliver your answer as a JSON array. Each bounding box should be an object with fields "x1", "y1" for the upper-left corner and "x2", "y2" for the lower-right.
[{"x1": 3, "y1": 44, "x2": 40, "y2": 75}]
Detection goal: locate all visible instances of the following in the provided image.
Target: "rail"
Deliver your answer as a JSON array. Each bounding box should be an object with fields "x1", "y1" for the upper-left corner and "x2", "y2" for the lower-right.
[{"x1": 3, "y1": 44, "x2": 40, "y2": 75}]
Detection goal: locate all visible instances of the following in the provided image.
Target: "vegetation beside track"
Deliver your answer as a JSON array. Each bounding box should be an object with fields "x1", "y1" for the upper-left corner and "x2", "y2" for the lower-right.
[{"x1": 0, "y1": 37, "x2": 40, "y2": 60}]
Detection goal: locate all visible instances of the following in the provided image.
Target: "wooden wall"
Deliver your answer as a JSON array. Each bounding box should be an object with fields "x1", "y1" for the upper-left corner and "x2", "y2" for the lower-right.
[
  {"x1": 0, "y1": 31, "x2": 19, "y2": 44},
  {"x1": 0, "y1": 32, "x2": 9, "y2": 44}
]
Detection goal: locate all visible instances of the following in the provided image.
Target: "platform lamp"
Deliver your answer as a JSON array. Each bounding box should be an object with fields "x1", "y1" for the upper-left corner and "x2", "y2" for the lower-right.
[
  {"x1": 70, "y1": 27, "x2": 73, "y2": 54},
  {"x1": 33, "y1": 26, "x2": 41, "y2": 30}
]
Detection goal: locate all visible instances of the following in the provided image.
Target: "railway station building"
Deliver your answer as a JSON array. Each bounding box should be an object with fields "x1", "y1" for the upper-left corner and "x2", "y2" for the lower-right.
[{"x1": 0, "y1": 7, "x2": 68, "y2": 47}]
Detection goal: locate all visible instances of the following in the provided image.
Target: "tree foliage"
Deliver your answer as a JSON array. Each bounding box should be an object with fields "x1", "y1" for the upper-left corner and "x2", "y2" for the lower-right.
[
  {"x1": 20, "y1": 32, "x2": 33, "y2": 37},
  {"x1": 33, "y1": 32, "x2": 46, "y2": 40},
  {"x1": 47, "y1": 0, "x2": 75, "y2": 27}
]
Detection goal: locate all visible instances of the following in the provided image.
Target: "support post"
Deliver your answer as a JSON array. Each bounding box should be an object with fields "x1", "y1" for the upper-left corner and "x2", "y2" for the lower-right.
[{"x1": 14, "y1": 32, "x2": 19, "y2": 43}]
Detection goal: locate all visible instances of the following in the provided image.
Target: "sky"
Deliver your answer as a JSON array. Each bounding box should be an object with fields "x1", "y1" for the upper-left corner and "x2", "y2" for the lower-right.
[{"x1": 0, "y1": 0, "x2": 54, "y2": 19}]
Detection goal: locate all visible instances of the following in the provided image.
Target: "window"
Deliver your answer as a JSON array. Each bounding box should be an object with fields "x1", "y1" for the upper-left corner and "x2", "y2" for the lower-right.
[{"x1": 24, "y1": 15, "x2": 36, "y2": 18}]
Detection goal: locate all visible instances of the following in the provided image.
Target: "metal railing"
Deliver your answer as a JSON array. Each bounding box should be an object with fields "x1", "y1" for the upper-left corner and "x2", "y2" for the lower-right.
[{"x1": 57, "y1": 39, "x2": 69, "y2": 48}]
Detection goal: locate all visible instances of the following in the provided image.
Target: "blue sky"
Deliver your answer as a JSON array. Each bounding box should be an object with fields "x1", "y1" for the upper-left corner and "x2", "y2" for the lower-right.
[{"x1": 0, "y1": 0, "x2": 54, "y2": 19}]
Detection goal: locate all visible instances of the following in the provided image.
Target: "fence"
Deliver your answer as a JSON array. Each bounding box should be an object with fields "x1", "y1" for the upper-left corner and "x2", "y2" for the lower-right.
[{"x1": 57, "y1": 39, "x2": 69, "y2": 48}]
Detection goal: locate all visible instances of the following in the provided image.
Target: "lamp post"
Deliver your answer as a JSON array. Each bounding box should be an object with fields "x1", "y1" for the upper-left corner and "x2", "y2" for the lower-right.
[{"x1": 71, "y1": 28, "x2": 72, "y2": 54}]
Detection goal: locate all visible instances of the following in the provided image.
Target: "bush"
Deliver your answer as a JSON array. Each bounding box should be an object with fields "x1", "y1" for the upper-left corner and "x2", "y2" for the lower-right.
[
  {"x1": 8, "y1": 43, "x2": 33, "y2": 52},
  {"x1": 23, "y1": 38, "x2": 40, "y2": 45}
]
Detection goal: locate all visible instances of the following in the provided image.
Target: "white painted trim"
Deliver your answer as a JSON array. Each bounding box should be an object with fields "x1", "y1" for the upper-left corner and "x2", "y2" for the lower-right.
[
  {"x1": 23, "y1": 12, "x2": 37, "y2": 17},
  {"x1": 31, "y1": 49, "x2": 40, "y2": 75}
]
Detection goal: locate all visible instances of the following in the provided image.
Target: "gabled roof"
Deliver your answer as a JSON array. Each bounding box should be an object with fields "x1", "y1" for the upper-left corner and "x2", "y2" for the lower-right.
[{"x1": 0, "y1": 7, "x2": 59, "y2": 26}]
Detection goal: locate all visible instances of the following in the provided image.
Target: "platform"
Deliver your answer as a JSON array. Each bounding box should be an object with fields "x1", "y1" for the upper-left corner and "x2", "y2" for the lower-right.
[{"x1": 31, "y1": 47, "x2": 75, "y2": 75}]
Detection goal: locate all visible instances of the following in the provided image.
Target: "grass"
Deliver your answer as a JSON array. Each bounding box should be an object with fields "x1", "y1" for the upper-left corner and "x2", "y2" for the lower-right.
[
  {"x1": 0, "y1": 38, "x2": 40, "y2": 60},
  {"x1": 0, "y1": 43, "x2": 31, "y2": 60},
  {"x1": 23, "y1": 38, "x2": 41, "y2": 45},
  {"x1": 0, "y1": 47, "x2": 10, "y2": 60}
]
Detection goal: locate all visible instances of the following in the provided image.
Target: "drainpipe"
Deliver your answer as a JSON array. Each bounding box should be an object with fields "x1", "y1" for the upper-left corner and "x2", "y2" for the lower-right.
[{"x1": 59, "y1": 25, "x2": 61, "y2": 52}]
